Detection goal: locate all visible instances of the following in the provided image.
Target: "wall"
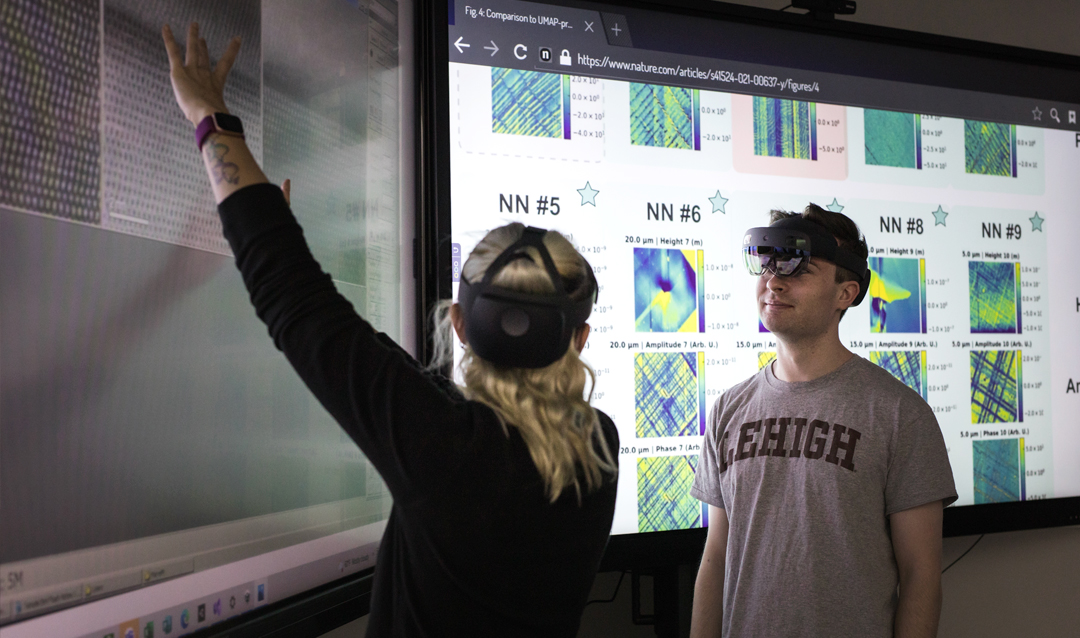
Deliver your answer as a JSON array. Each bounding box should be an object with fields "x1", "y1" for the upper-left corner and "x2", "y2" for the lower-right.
[{"x1": 320, "y1": 1, "x2": 1080, "y2": 636}]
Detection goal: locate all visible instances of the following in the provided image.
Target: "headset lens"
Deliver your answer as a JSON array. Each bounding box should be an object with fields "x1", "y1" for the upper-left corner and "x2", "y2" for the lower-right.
[{"x1": 743, "y1": 246, "x2": 809, "y2": 277}]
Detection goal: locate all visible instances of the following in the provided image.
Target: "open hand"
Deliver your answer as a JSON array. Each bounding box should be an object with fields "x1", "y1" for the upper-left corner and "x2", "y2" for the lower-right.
[{"x1": 162, "y1": 23, "x2": 240, "y2": 126}]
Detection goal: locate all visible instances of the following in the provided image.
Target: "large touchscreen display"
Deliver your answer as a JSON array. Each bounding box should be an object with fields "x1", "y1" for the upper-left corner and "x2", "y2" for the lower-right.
[{"x1": 445, "y1": 0, "x2": 1080, "y2": 535}]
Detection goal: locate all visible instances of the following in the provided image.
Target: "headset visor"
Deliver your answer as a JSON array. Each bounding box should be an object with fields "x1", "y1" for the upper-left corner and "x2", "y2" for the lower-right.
[
  {"x1": 741, "y1": 216, "x2": 872, "y2": 307},
  {"x1": 743, "y1": 245, "x2": 811, "y2": 277}
]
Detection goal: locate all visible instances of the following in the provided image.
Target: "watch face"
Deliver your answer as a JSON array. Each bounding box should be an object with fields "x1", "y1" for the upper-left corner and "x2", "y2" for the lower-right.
[{"x1": 214, "y1": 112, "x2": 244, "y2": 135}]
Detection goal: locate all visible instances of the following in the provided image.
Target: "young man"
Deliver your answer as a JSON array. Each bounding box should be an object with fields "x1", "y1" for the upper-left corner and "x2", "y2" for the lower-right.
[{"x1": 690, "y1": 205, "x2": 957, "y2": 638}]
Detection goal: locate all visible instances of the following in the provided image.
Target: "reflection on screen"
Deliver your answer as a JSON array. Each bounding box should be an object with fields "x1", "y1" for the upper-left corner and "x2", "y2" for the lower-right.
[{"x1": 0, "y1": 0, "x2": 402, "y2": 634}]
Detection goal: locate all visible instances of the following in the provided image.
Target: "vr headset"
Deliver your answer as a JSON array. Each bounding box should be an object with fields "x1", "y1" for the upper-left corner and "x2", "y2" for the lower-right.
[
  {"x1": 742, "y1": 216, "x2": 871, "y2": 306},
  {"x1": 458, "y1": 227, "x2": 597, "y2": 368}
]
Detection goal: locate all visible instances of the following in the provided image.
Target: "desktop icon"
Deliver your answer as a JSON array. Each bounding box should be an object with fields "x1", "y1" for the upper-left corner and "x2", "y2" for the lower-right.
[
  {"x1": 197, "y1": 604, "x2": 206, "y2": 622},
  {"x1": 162, "y1": 614, "x2": 172, "y2": 634},
  {"x1": 213, "y1": 598, "x2": 222, "y2": 616},
  {"x1": 180, "y1": 609, "x2": 190, "y2": 629},
  {"x1": 142, "y1": 621, "x2": 154, "y2": 638},
  {"x1": 257, "y1": 584, "x2": 265, "y2": 602},
  {"x1": 119, "y1": 619, "x2": 139, "y2": 638},
  {"x1": 229, "y1": 595, "x2": 236, "y2": 609},
  {"x1": 244, "y1": 590, "x2": 251, "y2": 604}
]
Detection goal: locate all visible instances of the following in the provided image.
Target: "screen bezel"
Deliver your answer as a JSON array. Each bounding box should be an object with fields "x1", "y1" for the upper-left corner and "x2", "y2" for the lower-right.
[{"x1": 418, "y1": 0, "x2": 1080, "y2": 568}]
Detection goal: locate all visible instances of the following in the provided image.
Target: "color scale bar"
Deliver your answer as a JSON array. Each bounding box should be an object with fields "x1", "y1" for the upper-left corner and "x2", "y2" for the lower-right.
[
  {"x1": 562, "y1": 75, "x2": 571, "y2": 139},
  {"x1": 698, "y1": 351, "x2": 707, "y2": 435},
  {"x1": 693, "y1": 89, "x2": 701, "y2": 150},
  {"x1": 810, "y1": 102, "x2": 818, "y2": 161},
  {"x1": 701, "y1": 503, "x2": 710, "y2": 528},
  {"x1": 919, "y1": 258, "x2": 928, "y2": 334},
  {"x1": 1015, "y1": 262, "x2": 1023, "y2": 333},
  {"x1": 920, "y1": 351, "x2": 928, "y2": 402},
  {"x1": 1019, "y1": 437, "x2": 1027, "y2": 500},
  {"x1": 1010, "y1": 124, "x2": 1018, "y2": 177},
  {"x1": 915, "y1": 114, "x2": 923, "y2": 169},
  {"x1": 1017, "y1": 350, "x2": 1024, "y2": 423},
  {"x1": 697, "y1": 250, "x2": 706, "y2": 333}
]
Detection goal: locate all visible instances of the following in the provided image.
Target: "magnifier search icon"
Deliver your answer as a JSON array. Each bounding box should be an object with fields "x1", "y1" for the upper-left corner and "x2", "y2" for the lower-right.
[{"x1": 1050, "y1": 108, "x2": 1060, "y2": 123}]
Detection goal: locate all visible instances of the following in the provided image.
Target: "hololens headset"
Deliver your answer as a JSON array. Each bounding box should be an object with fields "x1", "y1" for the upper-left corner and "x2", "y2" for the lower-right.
[
  {"x1": 458, "y1": 227, "x2": 598, "y2": 369},
  {"x1": 742, "y1": 216, "x2": 871, "y2": 306}
]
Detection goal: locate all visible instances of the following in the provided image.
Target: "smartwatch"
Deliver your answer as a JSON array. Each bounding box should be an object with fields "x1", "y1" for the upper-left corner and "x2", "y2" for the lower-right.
[{"x1": 196, "y1": 112, "x2": 245, "y2": 151}]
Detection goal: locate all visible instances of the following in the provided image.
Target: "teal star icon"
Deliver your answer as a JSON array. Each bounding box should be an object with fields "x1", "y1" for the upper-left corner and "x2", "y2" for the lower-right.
[
  {"x1": 709, "y1": 191, "x2": 729, "y2": 214},
  {"x1": 932, "y1": 206, "x2": 948, "y2": 226},
  {"x1": 1029, "y1": 211, "x2": 1044, "y2": 231},
  {"x1": 577, "y1": 182, "x2": 599, "y2": 206},
  {"x1": 826, "y1": 198, "x2": 844, "y2": 213}
]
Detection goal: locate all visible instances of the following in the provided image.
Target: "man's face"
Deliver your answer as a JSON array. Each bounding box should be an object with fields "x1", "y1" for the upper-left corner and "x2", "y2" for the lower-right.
[{"x1": 756, "y1": 257, "x2": 847, "y2": 338}]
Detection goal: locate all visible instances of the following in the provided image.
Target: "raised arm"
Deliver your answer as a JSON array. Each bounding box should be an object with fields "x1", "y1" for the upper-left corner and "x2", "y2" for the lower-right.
[
  {"x1": 890, "y1": 500, "x2": 945, "y2": 638},
  {"x1": 161, "y1": 23, "x2": 267, "y2": 203},
  {"x1": 158, "y1": 23, "x2": 473, "y2": 502}
]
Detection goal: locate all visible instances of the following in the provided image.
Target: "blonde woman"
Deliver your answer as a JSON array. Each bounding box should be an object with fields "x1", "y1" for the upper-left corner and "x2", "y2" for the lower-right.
[{"x1": 162, "y1": 24, "x2": 619, "y2": 636}]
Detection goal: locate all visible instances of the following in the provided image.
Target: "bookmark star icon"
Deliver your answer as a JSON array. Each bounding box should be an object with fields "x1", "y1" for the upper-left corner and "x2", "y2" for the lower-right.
[
  {"x1": 1029, "y1": 211, "x2": 1044, "y2": 231},
  {"x1": 826, "y1": 198, "x2": 844, "y2": 213},
  {"x1": 577, "y1": 182, "x2": 599, "y2": 206},
  {"x1": 932, "y1": 206, "x2": 948, "y2": 226},
  {"x1": 709, "y1": 191, "x2": 729, "y2": 214}
]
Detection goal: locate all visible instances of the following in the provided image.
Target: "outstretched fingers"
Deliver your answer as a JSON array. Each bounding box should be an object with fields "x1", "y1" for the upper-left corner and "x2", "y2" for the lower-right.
[
  {"x1": 161, "y1": 25, "x2": 183, "y2": 70},
  {"x1": 214, "y1": 37, "x2": 241, "y2": 87},
  {"x1": 185, "y1": 22, "x2": 199, "y2": 68},
  {"x1": 197, "y1": 37, "x2": 210, "y2": 71}
]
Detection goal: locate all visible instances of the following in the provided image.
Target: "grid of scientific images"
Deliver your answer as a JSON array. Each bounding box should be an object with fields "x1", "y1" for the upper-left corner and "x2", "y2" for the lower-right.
[{"x1": 449, "y1": 60, "x2": 1058, "y2": 529}]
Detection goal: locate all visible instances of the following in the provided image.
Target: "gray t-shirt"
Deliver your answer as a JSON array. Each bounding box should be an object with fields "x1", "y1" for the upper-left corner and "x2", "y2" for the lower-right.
[{"x1": 691, "y1": 354, "x2": 957, "y2": 638}]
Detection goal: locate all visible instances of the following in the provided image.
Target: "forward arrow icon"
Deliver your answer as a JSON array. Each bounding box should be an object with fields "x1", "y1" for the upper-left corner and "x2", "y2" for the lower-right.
[{"x1": 483, "y1": 41, "x2": 499, "y2": 56}]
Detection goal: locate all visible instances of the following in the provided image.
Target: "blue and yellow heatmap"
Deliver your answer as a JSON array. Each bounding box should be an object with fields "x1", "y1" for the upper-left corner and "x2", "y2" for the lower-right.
[
  {"x1": 969, "y1": 261, "x2": 1020, "y2": 333},
  {"x1": 869, "y1": 257, "x2": 926, "y2": 333},
  {"x1": 634, "y1": 352, "x2": 704, "y2": 438},
  {"x1": 870, "y1": 351, "x2": 927, "y2": 400},
  {"x1": 629, "y1": 83, "x2": 697, "y2": 149},
  {"x1": 637, "y1": 455, "x2": 702, "y2": 532},
  {"x1": 634, "y1": 248, "x2": 704, "y2": 333},
  {"x1": 752, "y1": 96, "x2": 817, "y2": 160},
  {"x1": 970, "y1": 350, "x2": 1022, "y2": 424},
  {"x1": 973, "y1": 438, "x2": 1026, "y2": 503},
  {"x1": 490, "y1": 68, "x2": 562, "y2": 138}
]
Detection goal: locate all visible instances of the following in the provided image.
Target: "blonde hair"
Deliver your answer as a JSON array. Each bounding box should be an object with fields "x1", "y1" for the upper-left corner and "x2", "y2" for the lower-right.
[{"x1": 430, "y1": 223, "x2": 617, "y2": 502}]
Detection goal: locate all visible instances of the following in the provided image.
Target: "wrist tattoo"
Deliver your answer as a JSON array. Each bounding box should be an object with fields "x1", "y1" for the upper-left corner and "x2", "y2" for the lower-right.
[{"x1": 203, "y1": 137, "x2": 240, "y2": 185}]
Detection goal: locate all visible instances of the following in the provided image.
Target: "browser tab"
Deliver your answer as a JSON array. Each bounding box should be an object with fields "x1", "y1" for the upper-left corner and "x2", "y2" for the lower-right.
[{"x1": 600, "y1": 12, "x2": 632, "y2": 47}]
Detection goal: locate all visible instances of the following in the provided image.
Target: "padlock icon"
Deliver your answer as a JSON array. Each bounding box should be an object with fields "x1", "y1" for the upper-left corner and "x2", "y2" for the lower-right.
[{"x1": 559, "y1": 49, "x2": 571, "y2": 66}]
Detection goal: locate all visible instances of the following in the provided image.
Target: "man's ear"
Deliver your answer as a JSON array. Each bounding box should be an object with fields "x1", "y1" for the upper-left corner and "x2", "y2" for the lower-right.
[
  {"x1": 450, "y1": 303, "x2": 467, "y2": 344},
  {"x1": 837, "y1": 279, "x2": 861, "y2": 311}
]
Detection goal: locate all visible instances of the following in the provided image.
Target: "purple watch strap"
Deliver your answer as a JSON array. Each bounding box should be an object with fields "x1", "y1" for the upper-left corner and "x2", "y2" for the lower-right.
[{"x1": 195, "y1": 115, "x2": 219, "y2": 152}]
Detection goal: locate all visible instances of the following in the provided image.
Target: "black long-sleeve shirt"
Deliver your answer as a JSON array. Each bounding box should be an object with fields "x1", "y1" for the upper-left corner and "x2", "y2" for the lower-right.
[{"x1": 218, "y1": 184, "x2": 620, "y2": 637}]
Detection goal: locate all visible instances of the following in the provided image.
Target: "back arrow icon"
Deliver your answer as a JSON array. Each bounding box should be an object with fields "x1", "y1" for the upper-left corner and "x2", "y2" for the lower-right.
[
  {"x1": 484, "y1": 40, "x2": 499, "y2": 56},
  {"x1": 454, "y1": 36, "x2": 470, "y2": 53}
]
